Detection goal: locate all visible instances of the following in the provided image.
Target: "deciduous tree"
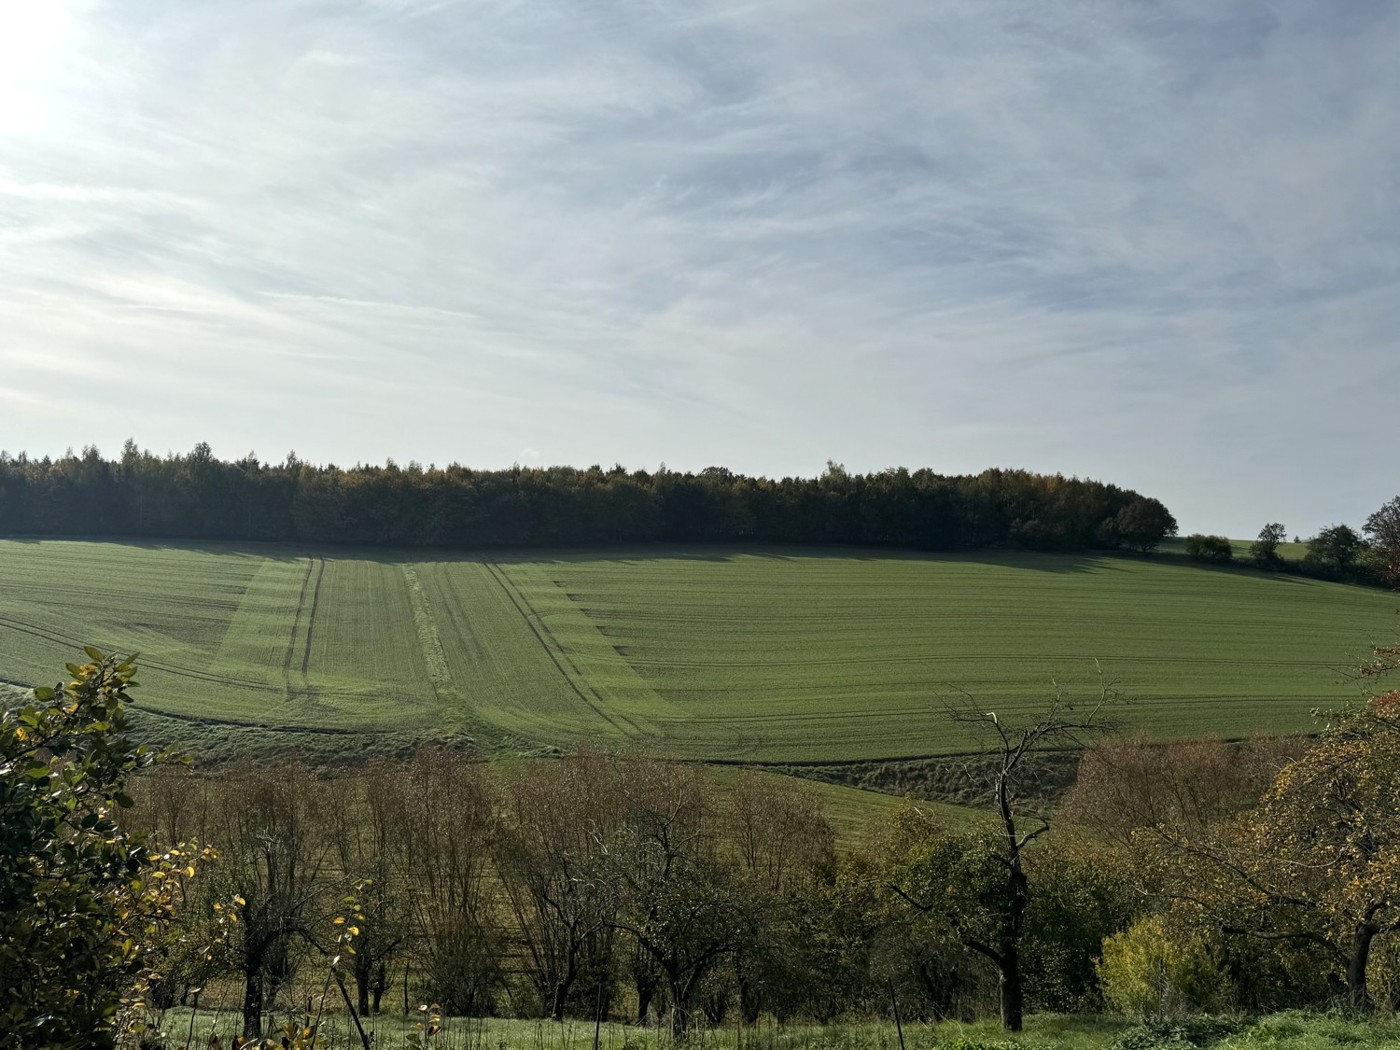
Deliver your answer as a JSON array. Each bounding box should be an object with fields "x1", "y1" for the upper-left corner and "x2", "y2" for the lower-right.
[
  {"x1": 886, "y1": 688, "x2": 1116, "y2": 1031},
  {"x1": 1364, "y1": 497, "x2": 1400, "y2": 587},
  {"x1": 1249, "y1": 523, "x2": 1287, "y2": 569}
]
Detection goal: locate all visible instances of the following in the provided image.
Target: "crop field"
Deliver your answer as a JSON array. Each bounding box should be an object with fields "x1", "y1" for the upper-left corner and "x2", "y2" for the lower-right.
[{"x1": 1, "y1": 539, "x2": 1396, "y2": 765}]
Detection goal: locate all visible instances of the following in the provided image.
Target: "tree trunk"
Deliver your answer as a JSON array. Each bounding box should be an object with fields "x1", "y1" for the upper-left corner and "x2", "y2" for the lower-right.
[
  {"x1": 241, "y1": 973, "x2": 264, "y2": 1040},
  {"x1": 356, "y1": 965, "x2": 371, "y2": 1018},
  {"x1": 371, "y1": 963, "x2": 386, "y2": 1014},
  {"x1": 669, "y1": 978, "x2": 691, "y2": 1041},
  {"x1": 551, "y1": 958, "x2": 578, "y2": 1021},
  {"x1": 1348, "y1": 921, "x2": 1377, "y2": 1013},
  {"x1": 738, "y1": 970, "x2": 761, "y2": 1026},
  {"x1": 998, "y1": 944, "x2": 1024, "y2": 1033},
  {"x1": 635, "y1": 967, "x2": 658, "y2": 1025}
]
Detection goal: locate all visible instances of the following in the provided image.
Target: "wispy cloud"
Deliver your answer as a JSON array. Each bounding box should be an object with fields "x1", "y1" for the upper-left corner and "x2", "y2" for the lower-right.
[{"x1": 0, "y1": 0, "x2": 1396, "y2": 533}]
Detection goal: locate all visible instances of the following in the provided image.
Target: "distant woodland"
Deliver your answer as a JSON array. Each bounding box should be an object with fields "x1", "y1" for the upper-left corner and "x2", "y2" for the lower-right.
[{"x1": 0, "y1": 442, "x2": 1177, "y2": 552}]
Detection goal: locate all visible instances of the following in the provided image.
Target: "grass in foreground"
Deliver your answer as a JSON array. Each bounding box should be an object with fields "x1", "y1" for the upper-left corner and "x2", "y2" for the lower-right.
[{"x1": 130, "y1": 1010, "x2": 1400, "y2": 1050}]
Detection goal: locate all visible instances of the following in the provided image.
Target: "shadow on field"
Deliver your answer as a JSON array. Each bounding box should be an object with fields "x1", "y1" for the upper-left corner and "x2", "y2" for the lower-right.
[{"x1": 0, "y1": 535, "x2": 1325, "y2": 582}]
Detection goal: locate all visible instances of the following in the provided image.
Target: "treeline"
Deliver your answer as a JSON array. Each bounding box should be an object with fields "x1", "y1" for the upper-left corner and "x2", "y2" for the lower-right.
[
  {"x1": 1183, "y1": 504, "x2": 1400, "y2": 590},
  {"x1": 0, "y1": 442, "x2": 1178, "y2": 553}
]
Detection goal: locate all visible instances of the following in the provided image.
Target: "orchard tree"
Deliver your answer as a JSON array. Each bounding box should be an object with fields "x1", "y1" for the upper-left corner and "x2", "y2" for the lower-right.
[
  {"x1": 602, "y1": 761, "x2": 750, "y2": 1039},
  {"x1": 1153, "y1": 700, "x2": 1400, "y2": 1011},
  {"x1": 886, "y1": 688, "x2": 1116, "y2": 1031},
  {"x1": 207, "y1": 764, "x2": 335, "y2": 1040},
  {"x1": 0, "y1": 650, "x2": 201, "y2": 1048},
  {"x1": 493, "y1": 754, "x2": 622, "y2": 1021}
]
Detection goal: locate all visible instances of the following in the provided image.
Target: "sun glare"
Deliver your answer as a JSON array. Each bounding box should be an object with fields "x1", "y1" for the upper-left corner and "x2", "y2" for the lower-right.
[{"x1": 0, "y1": 1, "x2": 77, "y2": 133}]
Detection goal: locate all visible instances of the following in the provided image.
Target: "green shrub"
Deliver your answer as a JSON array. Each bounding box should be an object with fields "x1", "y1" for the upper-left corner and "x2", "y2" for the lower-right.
[
  {"x1": 1096, "y1": 917, "x2": 1231, "y2": 1019},
  {"x1": 1184, "y1": 535, "x2": 1234, "y2": 563},
  {"x1": 1109, "y1": 1016, "x2": 1242, "y2": 1049}
]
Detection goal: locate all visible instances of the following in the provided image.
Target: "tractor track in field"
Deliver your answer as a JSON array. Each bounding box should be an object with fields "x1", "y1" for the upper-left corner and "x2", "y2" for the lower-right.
[
  {"x1": 283, "y1": 558, "x2": 314, "y2": 679},
  {"x1": 482, "y1": 562, "x2": 642, "y2": 736},
  {"x1": 300, "y1": 557, "x2": 325, "y2": 682},
  {"x1": 282, "y1": 556, "x2": 324, "y2": 695}
]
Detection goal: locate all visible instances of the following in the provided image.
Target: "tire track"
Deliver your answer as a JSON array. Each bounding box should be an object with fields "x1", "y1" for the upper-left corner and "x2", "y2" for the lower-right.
[
  {"x1": 300, "y1": 557, "x2": 325, "y2": 684},
  {"x1": 283, "y1": 558, "x2": 314, "y2": 689},
  {"x1": 483, "y1": 562, "x2": 641, "y2": 735}
]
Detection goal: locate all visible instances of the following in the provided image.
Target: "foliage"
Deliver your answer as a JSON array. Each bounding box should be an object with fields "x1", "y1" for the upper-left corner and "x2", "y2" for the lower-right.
[
  {"x1": 0, "y1": 443, "x2": 1168, "y2": 555},
  {"x1": 1107, "y1": 498, "x2": 1178, "y2": 553},
  {"x1": 1182, "y1": 535, "x2": 1232, "y2": 563},
  {"x1": 1131, "y1": 658, "x2": 1400, "y2": 1012},
  {"x1": 1096, "y1": 917, "x2": 1231, "y2": 1019},
  {"x1": 1107, "y1": 1016, "x2": 1242, "y2": 1050},
  {"x1": 1249, "y1": 523, "x2": 1288, "y2": 569},
  {"x1": 1022, "y1": 836, "x2": 1140, "y2": 1012},
  {"x1": 0, "y1": 650, "x2": 201, "y2": 1049},
  {"x1": 492, "y1": 753, "x2": 622, "y2": 1021},
  {"x1": 1302, "y1": 525, "x2": 1367, "y2": 580},
  {"x1": 1364, "y1": 496, "x2": 1400, "y2": 587}
]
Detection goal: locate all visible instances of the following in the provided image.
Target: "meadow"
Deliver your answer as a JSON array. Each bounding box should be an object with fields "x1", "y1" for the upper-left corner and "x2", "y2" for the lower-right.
[
  {"x1": 1, "y1": 538, "x2": 1395, "y2": 765},
  {"x1": 131, "y1": 1008, "x2": 1400, "y2": 1050}
]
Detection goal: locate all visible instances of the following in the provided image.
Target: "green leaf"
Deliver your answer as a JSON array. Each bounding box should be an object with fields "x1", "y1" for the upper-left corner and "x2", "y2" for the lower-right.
[
  {"x1": 82, "y1": 645, "x2": 104, "y2": 662},
  {"x1": 32, "y1": 687, "x2": 54, "y2": 703}
]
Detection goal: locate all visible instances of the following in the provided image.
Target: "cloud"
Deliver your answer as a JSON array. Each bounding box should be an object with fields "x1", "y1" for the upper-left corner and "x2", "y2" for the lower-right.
[{"x1": 0, "y1": 0, "x2": 1397, "y2": 534}]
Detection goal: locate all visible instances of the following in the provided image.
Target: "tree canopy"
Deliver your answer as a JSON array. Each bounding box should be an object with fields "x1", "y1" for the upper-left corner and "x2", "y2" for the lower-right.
[{"x1": 0, "y1": 444, "x2": 1174, "y2": 556}]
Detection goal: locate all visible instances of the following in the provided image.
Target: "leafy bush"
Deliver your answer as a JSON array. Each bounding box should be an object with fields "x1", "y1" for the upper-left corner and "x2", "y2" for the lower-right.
[
  {"x1": 0, "y1": 649, "x2": 198, "y2": 1048},
  {"x1": 1183, "y1": 535, "x2": 1233, "y2": 563},
  {"x1": 1109, "y1": 1016, "x2": 1242, "y2": 1049},
  {"x1": 1096, "y1": 917, "x2": 1232, "y2": 1020}
]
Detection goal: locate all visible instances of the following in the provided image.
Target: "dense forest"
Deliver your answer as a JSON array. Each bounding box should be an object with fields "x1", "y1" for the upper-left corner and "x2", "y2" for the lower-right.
[{"x1": 0, "y1": 442, "x2": 1178, "y2": 553}]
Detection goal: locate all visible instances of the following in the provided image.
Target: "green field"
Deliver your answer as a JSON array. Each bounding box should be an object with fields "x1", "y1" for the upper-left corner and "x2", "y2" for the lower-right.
[{"x1": 1, "y1": 539, "x2": 1396, "y2": 764}]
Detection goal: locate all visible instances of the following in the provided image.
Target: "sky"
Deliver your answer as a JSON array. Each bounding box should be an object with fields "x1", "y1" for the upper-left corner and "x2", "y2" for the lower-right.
[{"x1": 1, "y1": 1, "x2": 1397, "y2": 538}]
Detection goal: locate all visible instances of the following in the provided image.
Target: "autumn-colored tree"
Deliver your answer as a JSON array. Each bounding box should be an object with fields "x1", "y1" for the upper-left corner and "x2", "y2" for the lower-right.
[{"x1": 1143, "y1": 691, "x2": 1400, "y2": 1011}]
